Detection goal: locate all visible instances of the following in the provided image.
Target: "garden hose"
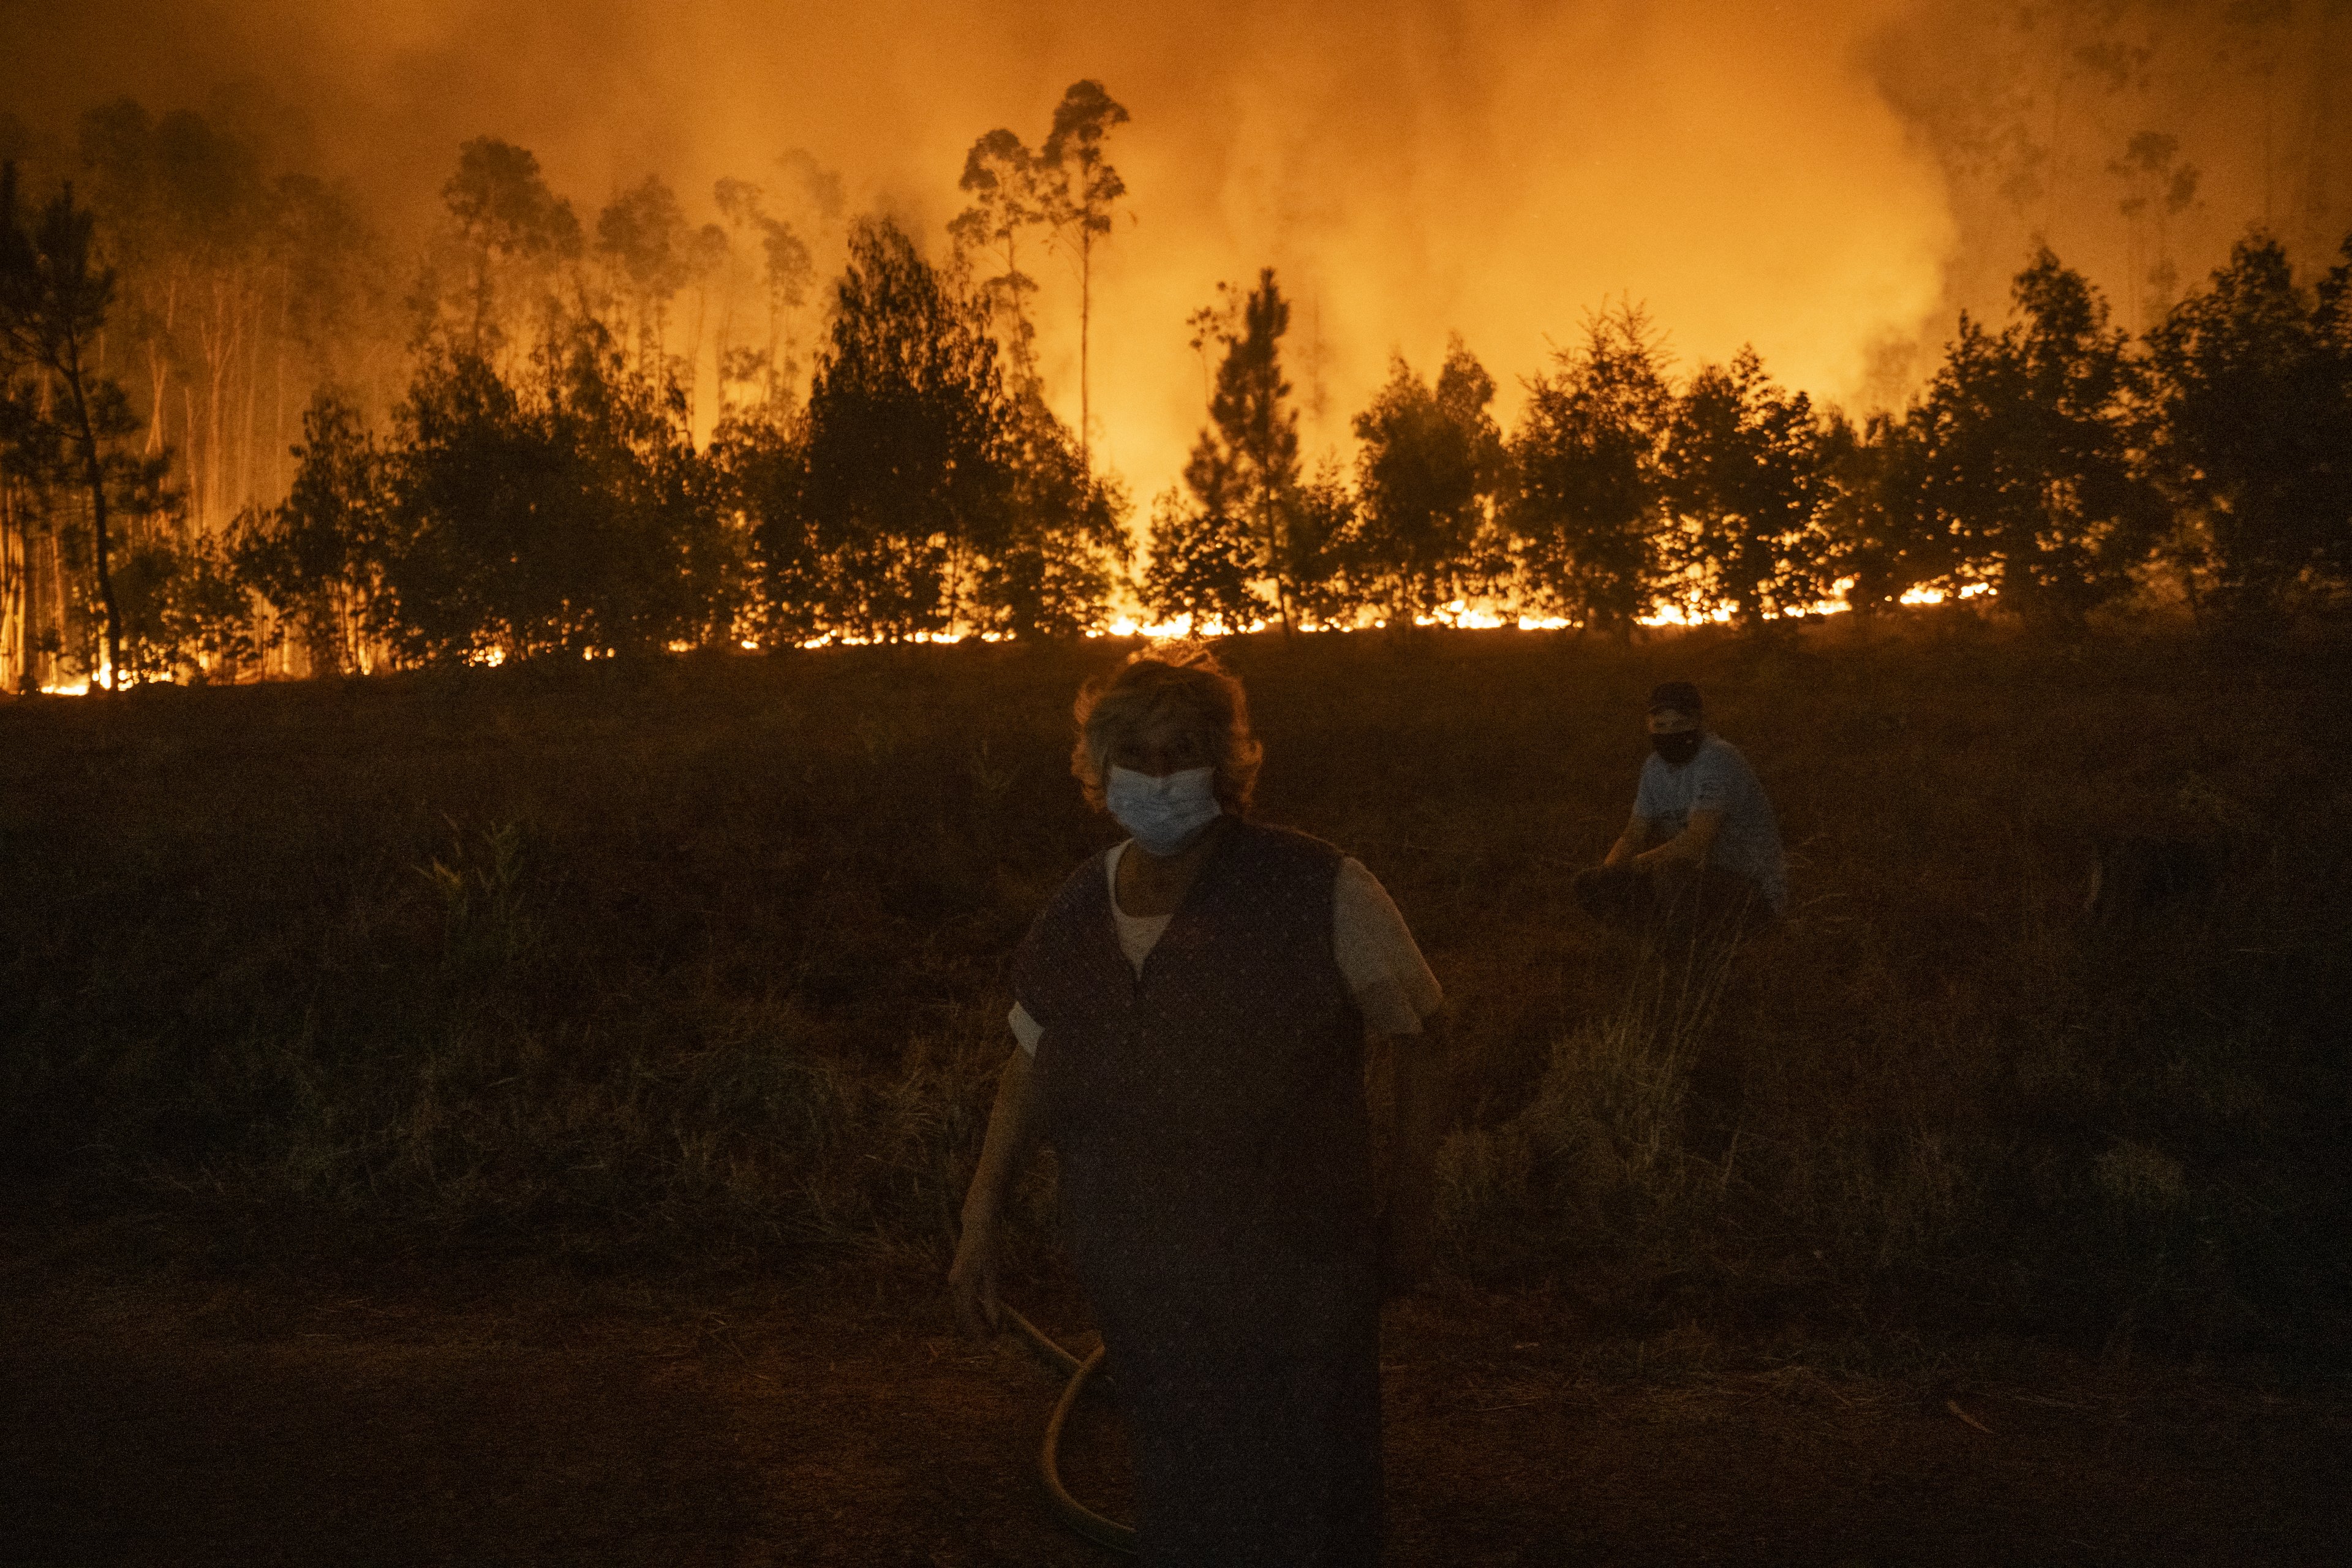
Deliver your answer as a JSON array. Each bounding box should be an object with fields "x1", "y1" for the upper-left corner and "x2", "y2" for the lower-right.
[{"x1": 999, "y1": 1305, "x2": 1138, "y2": 1556}]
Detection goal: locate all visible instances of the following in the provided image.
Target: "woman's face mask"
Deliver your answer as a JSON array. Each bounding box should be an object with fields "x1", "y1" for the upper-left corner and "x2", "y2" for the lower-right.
[{"x1": 1106, "y1": 766, "x2": 1223, "y2": 856}]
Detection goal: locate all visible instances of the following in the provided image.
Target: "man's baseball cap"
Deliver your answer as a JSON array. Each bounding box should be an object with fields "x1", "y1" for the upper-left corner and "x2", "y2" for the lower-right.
[{"x1": 1647, "y1": 680, "x2": 1702, "y2": 715}]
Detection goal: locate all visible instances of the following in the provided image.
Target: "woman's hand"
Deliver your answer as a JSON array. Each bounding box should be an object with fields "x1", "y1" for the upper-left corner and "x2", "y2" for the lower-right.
[
  {"x1": 948, "y1": 1047, "x2": 1041, "y2": 1341},
  {"x1": 950, "y1": 1202, "x2": 1004, "y2": 1340}
]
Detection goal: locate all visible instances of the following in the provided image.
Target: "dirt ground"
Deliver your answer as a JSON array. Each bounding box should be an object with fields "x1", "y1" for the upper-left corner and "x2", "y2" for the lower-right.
[{"x1": 4, "y1": 1219, "x2": 2345, "y2": 1568}]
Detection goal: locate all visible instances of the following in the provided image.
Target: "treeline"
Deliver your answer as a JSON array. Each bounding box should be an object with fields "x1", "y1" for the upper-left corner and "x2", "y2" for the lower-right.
[
  {"x1": 1153, "y1": 233, "x2": 2351, "y2": 639},
  {"x1": 5, "y1": 86, "x2": 2352, "y2": 693}
]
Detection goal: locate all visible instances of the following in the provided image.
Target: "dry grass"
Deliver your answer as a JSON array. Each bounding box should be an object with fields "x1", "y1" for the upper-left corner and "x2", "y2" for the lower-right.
[{"x1": 2, "y1": 614, "x2": 2347, "y2": 1354}]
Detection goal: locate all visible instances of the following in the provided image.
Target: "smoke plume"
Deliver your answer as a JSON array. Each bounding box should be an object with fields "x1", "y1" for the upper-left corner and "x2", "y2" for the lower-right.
[{"x1": 5, "y1": 0, "x2": 2345, "y2": 500}]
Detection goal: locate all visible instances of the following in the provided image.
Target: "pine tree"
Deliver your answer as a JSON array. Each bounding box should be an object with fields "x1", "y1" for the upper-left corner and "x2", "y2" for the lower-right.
[{"x1": 1142, "y1": 269, "x2": 1322, "y2": 634}]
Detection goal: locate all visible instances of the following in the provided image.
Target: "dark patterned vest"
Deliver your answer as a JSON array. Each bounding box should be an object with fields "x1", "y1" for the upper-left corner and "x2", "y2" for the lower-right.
[{"x1": 1013, "y1": 820, "x2": 1376, "y2": 1357}]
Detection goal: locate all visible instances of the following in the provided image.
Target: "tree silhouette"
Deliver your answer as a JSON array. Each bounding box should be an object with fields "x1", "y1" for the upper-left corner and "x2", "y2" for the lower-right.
[
  {"x1": 1145, "y1": 269, "x2": 1317, "y2": 635},
  {"x1": 714, "y1": 410, "x2": 821, "y2": 650},
  {"x1": 1814, "y1": 408, "x2": 1950, "y2": 614},
  {"x1": 1659, "y1": 346, "x2": 1834, "y2": 624},
  {"x1": 1140, "y1": 484, "x2": 1265, "y2": 634},
  {"x1": 1040, "y1": 80, "x2": 1128, "y2": 473},
  {"x1": 1507, "y1": 303, "x2": 1672, "y2": 633},
  {"x1": 437, "y1": 138, "x2": 582, "y2": 357},
  {"x1": 2147, "y1": 228, "x2": 2352, "y2": 626},
  {"x1": 1352, "y1": 335, "x2": 1505, "y2": 625},
  {"x1": 380, "y1": 345, "x2": 540, "y2": 663},
  {"x1": 801, "y1": 218, "x2": 1009, "y2": 642},
  {"x1": 233, "y1": 390, "x2": 388, "y2": 674},
  {"x1": 1280, "y1": 461, "x2": 1363, "y2": 631},
  {"x1": 0, "y1": 164, "x2": 132, "y2": 686},
  {"x1": 595, "y1": 175, "x2": 692, "y2": 377},
  {"x1": 1915, "y1": 249, "x2": 2154, "y2": 625},
  {"x1": 378, "y1": 307, "x2": 726, "y2": 665},
  {"x1": 949, "y1": 129, "x2": 1046, "y2": 395},
  {"x1": 712, "y1": 176, "x2": 813, "y2": 417},
  {"x1": 975, "y1": 389, "x2": 1128, "y2": 638}
]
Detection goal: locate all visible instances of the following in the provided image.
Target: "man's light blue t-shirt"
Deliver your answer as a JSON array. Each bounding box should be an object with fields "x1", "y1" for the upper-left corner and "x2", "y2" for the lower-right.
[{"x1": 1632, "y1": 734, "x2": 1787, "y2": 913}]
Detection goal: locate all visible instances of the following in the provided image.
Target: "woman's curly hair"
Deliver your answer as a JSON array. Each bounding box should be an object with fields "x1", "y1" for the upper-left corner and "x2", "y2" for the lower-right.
[{"x1": 1071, "y1": 641, "x2": 1264, "y2": 815}]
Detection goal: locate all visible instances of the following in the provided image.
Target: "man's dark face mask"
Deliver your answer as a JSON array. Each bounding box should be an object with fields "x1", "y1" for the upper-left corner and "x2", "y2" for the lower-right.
[{"x1": 1651, "y1": 729, "x2": 1702, "y2": 766}]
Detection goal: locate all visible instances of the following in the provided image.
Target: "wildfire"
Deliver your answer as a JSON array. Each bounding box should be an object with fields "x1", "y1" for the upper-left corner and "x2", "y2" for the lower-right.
[
  {"x1": 20, "y1": 583, "x2": 2002, "y2": 693},
  {"x1": 1897, "y1": 582, "x2": 1992, "y2": 607},
  {"x1": 39, "y1": 654, "x2": 114, "y2": 696}
]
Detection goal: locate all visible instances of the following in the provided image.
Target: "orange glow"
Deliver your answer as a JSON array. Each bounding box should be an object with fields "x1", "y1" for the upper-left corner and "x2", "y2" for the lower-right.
[
  {"x1": 20, "y1": 579, "x2": 2002, "y2": 696},
  {"x1": 1898, "y1": 583, "x2": 1992, "y2": 608}
]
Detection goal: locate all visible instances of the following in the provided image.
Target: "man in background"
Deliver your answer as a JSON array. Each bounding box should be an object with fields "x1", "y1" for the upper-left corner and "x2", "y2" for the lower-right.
[{"x1": 1573, "y1": 680, "x2": 1785, "y2": 938}]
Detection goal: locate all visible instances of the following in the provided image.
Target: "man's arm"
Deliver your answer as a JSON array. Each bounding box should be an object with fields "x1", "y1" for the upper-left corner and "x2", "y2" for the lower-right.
[
  {"x1": 1603, "y1": 813, "x2": 1653, "y2": 867},
  {"x1": 1381, "y1": 1012, "x2": 1446, "y2": 1297},
  {"x1": 949, "y1": 1046, "x2": 1044, "y2": 1339},
  {"x1": 1635, "y1": 806, "x2": 1724, "y2": 867}
]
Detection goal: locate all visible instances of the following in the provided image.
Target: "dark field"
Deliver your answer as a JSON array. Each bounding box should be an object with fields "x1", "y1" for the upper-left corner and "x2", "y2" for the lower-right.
[{"x1": 5, "y1": 616, "x2": 2351, "y2": 1562}]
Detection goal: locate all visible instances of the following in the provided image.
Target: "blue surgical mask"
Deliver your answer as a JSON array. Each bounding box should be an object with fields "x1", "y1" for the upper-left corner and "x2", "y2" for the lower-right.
[{"x1": 1105, "y1": 766, "x2": 1222, "y2": 856}]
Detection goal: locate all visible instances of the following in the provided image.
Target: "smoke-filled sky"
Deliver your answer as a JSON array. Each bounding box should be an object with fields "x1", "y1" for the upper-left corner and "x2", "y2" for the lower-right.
[{"x1": 6, "y1": 0, "x2": 2346, "y2": 500}]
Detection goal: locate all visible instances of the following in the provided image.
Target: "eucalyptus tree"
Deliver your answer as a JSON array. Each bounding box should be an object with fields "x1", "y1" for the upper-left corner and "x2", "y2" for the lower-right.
[
  {"x1": 75, "y1": 100, "x2": 274, "y2": 533},
  {"x1": 1040, "y1": 80, "x2": 1129, "y2": 472},
  {"x1": 595, "y1": 175, "x2": 693, "y2": 377},
  {"x1": 435, "y1": 137, "x2": 582, "y2": 359},
  {"x1": 1147, "y1": 269, "x2": 1317, "y2": 635},
  {"x1": 713, "y1": 176, "x2": 814, "y2": 415},
  {"x1": 716, "y1": 409, "x2": 820, "y2": 648},
  {"x1": 1140, "y1": 484, "x2": 1266, "y2": 635},
  {"x1": 381, "y1": 307, "x2": 725, "y2": 666},
  {"x1": 949, "y1": 128, "x2": 1047, "y2": 393},
  {"x1": 1814, "y1": 407, "x2": 1950, "y2": 614}
]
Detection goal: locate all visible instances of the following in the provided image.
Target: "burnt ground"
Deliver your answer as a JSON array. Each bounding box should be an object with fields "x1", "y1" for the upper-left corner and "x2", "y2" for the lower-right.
[{"x1": 4, "y1": 1213, "x2": 2345, "y2": 1568}]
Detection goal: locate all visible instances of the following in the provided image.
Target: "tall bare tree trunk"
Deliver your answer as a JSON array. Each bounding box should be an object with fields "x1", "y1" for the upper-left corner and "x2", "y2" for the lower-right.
[
  {"x1": 1078, "y1": 232, "x2": 1091, "y2": 476},
  {"x1": 183, "y1": 382, "x2": 201, "y2": 531},
  {"x1": 1, "y1": 480, "x2": 20, "y2": 693},
  {"x1": 64, "y1": 346, "x2": 123, "y2": 690},
  {"x1": 240, "y1": 272, "x2": 262, "y2": 522},
  {"x1": 274, "y1": 264, "x2": 289, "y2": 502}
]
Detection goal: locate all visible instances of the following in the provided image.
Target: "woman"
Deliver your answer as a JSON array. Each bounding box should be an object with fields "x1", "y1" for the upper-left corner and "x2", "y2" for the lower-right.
[{"x1": 950, "y1": 641, "x2": 1444, "y2": 1566}]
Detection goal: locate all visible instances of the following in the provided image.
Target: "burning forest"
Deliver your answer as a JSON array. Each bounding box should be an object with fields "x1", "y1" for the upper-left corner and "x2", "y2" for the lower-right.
[{"x1": 3, "y1": 1, "x2": 2350, "y2": 690}]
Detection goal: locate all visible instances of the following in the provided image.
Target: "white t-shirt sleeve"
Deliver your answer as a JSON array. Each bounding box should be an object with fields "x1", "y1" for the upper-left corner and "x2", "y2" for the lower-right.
[
  {"x1": 1632, "y1": 755, "x2": 1668, "y2": 821},
  {"x1": 1690, "y1": 746, "x2": 1735, "y2": 814},
  {"x1": 1333, "y1": 858, "x2": 1443, "y2": 1036}
]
